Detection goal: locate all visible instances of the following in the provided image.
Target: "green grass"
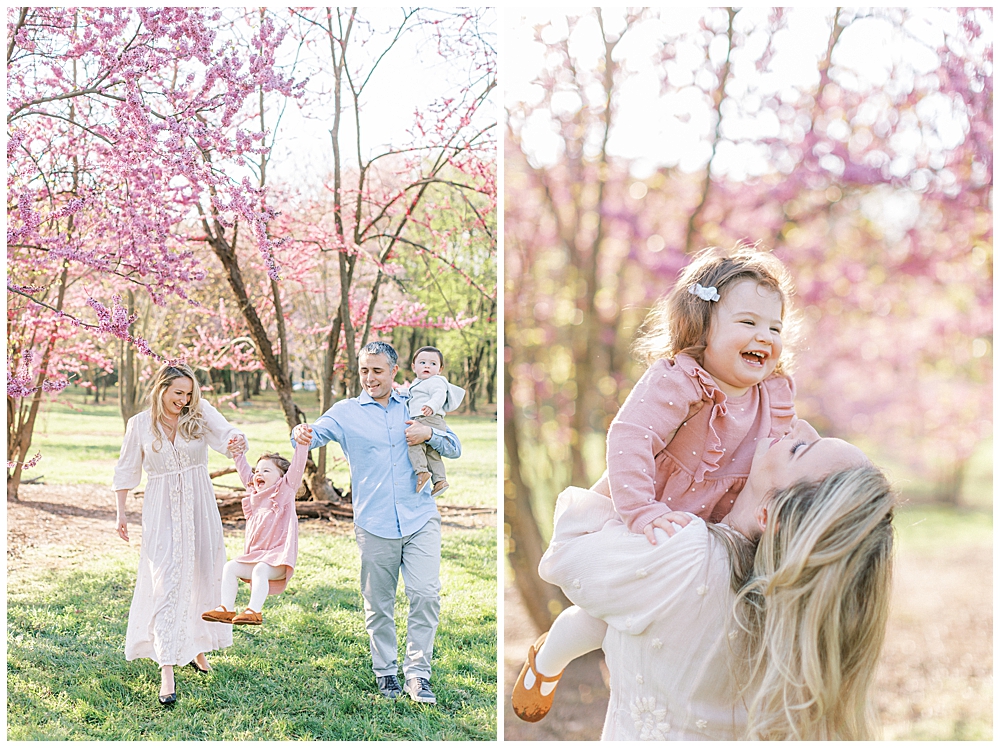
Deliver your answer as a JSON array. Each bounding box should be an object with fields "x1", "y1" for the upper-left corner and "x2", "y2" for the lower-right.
[
  {"x1": 8, "y1": 529, "x2": 496, "y2": 740},
  {"x1": 10, "y1": 386, "x2": 498, "y2": 740},
  {"x1": 892, "y1": 503, "x2": 993, "y2": 554},
  {"x1": 22, "y1": 386, "x2": 497, "y2": 508}
]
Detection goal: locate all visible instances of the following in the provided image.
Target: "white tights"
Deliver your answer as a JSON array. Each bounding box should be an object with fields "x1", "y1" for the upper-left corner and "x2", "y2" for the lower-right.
[
  {"x1": 221, "y1": 560, "x2": 285, "y2": 613},
  {"x1": 529, "y1": 605, "x2": 608, "y2": 695}
]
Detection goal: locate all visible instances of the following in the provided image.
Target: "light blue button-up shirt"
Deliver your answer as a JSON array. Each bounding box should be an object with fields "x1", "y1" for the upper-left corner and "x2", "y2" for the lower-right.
[{"x1": 299, "y1": 389, "x2": 461, "y2": 539}]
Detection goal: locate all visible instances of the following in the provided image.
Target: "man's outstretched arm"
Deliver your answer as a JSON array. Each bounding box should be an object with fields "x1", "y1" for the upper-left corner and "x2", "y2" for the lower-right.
[{"x1": 292, "y1": 409, "x2": 343, "y2": 450}]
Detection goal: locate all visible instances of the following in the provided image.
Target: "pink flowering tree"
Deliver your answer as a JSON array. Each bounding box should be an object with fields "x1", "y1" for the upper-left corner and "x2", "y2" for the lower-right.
[{"x1": 6, "y1": 7, "x2": 297, "y2": 498}]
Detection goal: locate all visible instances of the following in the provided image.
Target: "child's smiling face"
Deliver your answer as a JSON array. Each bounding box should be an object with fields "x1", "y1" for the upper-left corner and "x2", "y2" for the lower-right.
[
  {"x1": 253, "y1": 459, "x2": 282, "y2": 491},
  {"x1": 702, "y1": 279, "x2": 784, "y2": 398},
  {"x1": 413, "y1": 351, "x2": 442, "y2": 380}
]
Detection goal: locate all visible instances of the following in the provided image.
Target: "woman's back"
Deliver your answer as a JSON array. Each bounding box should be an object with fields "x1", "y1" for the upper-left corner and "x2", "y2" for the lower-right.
[{"x1": 540, "y1": 487, "x2": 747, "y2": 740}]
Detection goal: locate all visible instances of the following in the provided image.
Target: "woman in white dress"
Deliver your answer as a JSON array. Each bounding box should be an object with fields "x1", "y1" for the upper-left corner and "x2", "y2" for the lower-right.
[
  {"x1": 528, "y1": 419, "x2": 895, "y2": 739},
  {"x1": 114, "y1": 363, "x2": 245, "y2": 706}
]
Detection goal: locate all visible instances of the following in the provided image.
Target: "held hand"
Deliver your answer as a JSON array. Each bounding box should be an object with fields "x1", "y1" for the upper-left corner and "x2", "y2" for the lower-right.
[
  {"x1": 294, "y1": 424, "x2": 314, "y2": 446},
  {"x1": 404, "y1": 420, "x2": 433, "y2": 446},
  {"x1": 228, "y1": 434, "x2": 247, "y2": 457},
  {"x1": 642, "y1": 511, "x2": 693, "y2": 545},
  {"x1": 420, "y1": 405, "x2": 433, "y2": 417},
  {"x1": 116, "y1": 512, "x2": 129, "y2": 542}
]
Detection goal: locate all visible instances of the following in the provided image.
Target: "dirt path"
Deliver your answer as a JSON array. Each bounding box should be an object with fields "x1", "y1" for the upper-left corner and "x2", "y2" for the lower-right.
[
  {"x1": 504, "y1": 537, "x2": 992, "y2": 740},
  {"x1": 7, "y1": 483, "x2": 494, "y2": 570}
]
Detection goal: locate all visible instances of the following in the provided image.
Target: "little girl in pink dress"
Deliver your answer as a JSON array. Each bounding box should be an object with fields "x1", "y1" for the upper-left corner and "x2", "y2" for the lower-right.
[
  {"x1": 202, "y1": 426, "x2": 312, "y2": 625},
  {"x1": 513, "y1": 244, "x2": 799, "y2": 723}
]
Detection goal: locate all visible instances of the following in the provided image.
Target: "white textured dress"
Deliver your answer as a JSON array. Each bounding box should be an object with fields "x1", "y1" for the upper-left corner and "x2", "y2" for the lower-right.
[
  {"x1": 113, "y1": 403, "x2": 241, "y2": 666},
  {"x1": 539, "y1": 487, "x2": 746, "y2": 741}
]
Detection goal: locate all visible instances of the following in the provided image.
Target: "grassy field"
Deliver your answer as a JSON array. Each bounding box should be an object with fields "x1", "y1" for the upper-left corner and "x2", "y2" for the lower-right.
[
  {"x1": 20, "y1": 387, "x2": 497, "y2": 508},
  {"x1": 9, "y1": 387, "x2": 499, "y2": 740},
  {"x1": 8, "y1": 530, "x2": 496, "y2": 740}
]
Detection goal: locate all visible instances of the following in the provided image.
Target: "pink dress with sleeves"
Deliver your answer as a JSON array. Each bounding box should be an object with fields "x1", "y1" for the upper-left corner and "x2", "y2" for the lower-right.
[
  {"x1": 232, "y1": 442, "x2": 308, "y2": 595},
  {"x1": 606, "y1": 354, "x2": 796, "y2": 533}
]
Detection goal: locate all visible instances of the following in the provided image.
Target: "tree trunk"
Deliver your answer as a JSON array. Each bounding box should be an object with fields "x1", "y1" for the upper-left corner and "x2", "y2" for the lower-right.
[
  {"x1": 935, "y1": 457, "x2": 968, "y2": 507},
  {"x1": 684, "y1": 7, "x2": 737, "y2": 253},
  {"x1": 7, "y1": 262, "x2": 69, "y2": 500},
  {"x1": 115, "y1": 183, "x2": 143, "y2": 420},
  {"x1": 203, "y1": 220, "x2": 303, "y2": 432},
  {"x1": 504, "y1": 337, "x2": 570, "y2": 630},
  {"x1": 313, "y1": 310, "x2": 343, "y2": 499}
]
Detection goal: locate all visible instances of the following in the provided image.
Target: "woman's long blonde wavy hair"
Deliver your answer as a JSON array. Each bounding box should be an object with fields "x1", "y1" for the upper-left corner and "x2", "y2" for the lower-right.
[
  {"x1": 713, "y1": 464, "x2": 895, "y2": 740},
  {"x1": 148, "y1": 363, "x2": 206, "y2": 451},
  {"x1": 715, "y1": 465, "x2": 895, "y2": 740}
]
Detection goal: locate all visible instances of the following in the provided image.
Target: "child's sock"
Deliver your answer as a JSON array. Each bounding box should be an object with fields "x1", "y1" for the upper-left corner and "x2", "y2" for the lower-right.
[{"x1": 529, "y1": 605, "x2": 608, "y2": 694}]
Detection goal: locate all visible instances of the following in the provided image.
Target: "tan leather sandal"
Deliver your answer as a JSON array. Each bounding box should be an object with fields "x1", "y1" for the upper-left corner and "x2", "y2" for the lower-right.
[
  {"x1": 511, "y1": 631, "x2": 564, "y2": 722},
  {"x1": 232, "y1": 608, "x2": 262, "y2": 625},
  {"x1": 201, "y1": 606, "x2": 236, "y2": 623}
]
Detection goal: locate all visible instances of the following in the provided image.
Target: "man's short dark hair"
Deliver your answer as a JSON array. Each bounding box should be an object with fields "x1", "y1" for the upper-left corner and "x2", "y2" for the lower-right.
[
  {"x1": 412, "y1": 346, "x2": 444, "y2": 368},
  {"x1": 360, "y1": 341, "x2": 398, "y2": 366}
]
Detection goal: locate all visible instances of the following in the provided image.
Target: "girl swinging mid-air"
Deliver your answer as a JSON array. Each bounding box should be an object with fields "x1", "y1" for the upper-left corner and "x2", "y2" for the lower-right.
[
  {"x1": 202, "y1": 425, "x2": 313, "y2": 626},
  {"x1": 513, "y1": 243, "x2": 799, "y2": 722}
]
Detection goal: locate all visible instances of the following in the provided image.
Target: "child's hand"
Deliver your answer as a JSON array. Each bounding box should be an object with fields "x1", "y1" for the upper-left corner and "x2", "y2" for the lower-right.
[
  {"x1": 293, "y1": 424, "x2": 314, "y2": 446},
  {"x1": 228, "y1": 434, "x2": 247, "y2": 457},
  {"x1": 642, "y1": 512, "x2": 693, "y2": 545},
  {"x1": 420, "y1": 405, "x2": 433, "y2": 417}
]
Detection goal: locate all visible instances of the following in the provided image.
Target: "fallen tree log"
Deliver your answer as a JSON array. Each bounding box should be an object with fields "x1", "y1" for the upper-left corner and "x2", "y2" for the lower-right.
[
  {"x1": 436, "y1": 504, "x2": 497, "y2": 514},
  {"x1": 216, "y1": 495, "x2": 355, "y2": 522}
]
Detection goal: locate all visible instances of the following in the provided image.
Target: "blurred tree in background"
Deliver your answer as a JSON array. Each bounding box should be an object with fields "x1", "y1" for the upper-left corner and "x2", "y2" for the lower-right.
[{"x1": 504, "y1": 7, "x2": 991, "y2": 628}]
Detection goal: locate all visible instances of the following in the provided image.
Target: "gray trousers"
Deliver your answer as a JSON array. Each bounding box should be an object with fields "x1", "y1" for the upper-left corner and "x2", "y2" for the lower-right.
[
  {"x1": 354, "y1": 516, "x2": 441, "y2": 680},
  {"x1": 407, "y1": 413, "x2": 447, "y2": 483}
]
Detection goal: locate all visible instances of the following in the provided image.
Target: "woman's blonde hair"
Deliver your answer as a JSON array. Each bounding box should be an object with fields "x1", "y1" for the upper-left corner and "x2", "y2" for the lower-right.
[
  {"x1": 148, "y1": 363, "x2": 206, "y2": 451},
  {"x1": 632, "y1": 242, "x2": 798, "y2": 374},
  {"x1": 725, "y1": 465, "x2": 896, "y2": 740}
]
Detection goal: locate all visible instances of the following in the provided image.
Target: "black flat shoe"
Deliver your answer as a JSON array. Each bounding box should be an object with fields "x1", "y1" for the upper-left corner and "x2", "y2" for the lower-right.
[
  {"x1": 158, "y1": 692, "x2": 176, "y2": 707},
  {"x1": 189, "y1": 660, "x2": 210, "y2": 674}
]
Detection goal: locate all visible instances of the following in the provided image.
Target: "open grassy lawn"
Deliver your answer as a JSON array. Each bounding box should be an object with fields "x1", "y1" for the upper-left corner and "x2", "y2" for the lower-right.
[
  {"x1": 8, "y1": 529, "x2": 496, "y2": 740},
  {"x1": 9, "y1": 387, "x2": 499, "y2": 740}
]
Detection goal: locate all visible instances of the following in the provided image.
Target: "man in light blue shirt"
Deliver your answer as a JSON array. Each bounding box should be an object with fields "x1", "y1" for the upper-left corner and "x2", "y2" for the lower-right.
[{"x1": 293, "y1": 341, "x2": 460, "y2": 704}]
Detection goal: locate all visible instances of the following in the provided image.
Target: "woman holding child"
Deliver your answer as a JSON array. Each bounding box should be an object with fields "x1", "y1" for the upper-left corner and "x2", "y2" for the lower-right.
[
  {"x1": 513, "y1": 245, "x2": 896, "y2": 739},
  {"x1": 113, "y1": 363, "x2": 245, "y2": 706}
]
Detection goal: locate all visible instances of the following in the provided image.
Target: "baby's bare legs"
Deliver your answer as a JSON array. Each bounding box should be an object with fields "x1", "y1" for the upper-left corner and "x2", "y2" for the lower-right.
[{"x1": 530, "y1": 605, "x2": 608, "y2": 694}]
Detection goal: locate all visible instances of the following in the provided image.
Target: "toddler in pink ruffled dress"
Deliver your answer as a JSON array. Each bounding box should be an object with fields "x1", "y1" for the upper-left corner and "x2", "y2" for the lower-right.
[
  {"x1": 513, "y1": 244, "x2": 801, "y2": 722},
  {"x1": 202, "y1": 425, "x2": 312, "y2": 626}
]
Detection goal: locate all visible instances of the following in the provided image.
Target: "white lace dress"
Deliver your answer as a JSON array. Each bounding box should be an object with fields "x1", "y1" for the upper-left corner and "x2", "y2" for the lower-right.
[
  {"x1": 539, "y1": 486, "x2": 747, "y2": 741},
  {"x1": 113, "y1": 403, "x2": 242, "y2": 666}
]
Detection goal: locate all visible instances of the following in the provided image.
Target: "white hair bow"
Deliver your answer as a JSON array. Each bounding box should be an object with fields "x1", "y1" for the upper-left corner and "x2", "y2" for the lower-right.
[{"x1": 688, "y1": 283, "x2": 720, "y2": 302}]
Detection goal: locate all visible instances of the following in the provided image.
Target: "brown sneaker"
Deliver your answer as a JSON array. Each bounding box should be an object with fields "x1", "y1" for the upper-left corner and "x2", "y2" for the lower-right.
[
  {"x1": 232, "y1": 608, "x2": 262, "y2": 625},
  {"x1": 415, "y1": 472, "x2": 432, "y2": 493},
  {"x1": 431, "y1": 480, "x2": 449, "y2": 498},
  {"x1": 201, "y1": 606, "x2": 236, "y2": 623},
  {"x1": 511, "y1": 632, "x2": 564, "y2": 722}
]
